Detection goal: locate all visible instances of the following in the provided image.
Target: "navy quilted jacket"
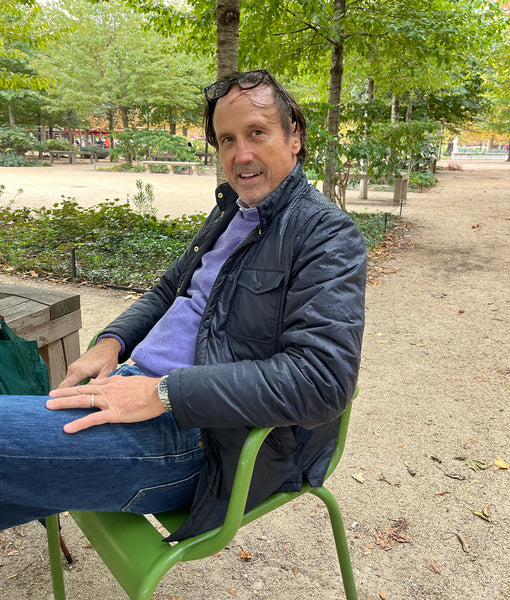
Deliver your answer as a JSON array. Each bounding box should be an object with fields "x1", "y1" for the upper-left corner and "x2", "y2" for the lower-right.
[{"x1": 101, "y1": 165, "x2": 367, "y2": 540}]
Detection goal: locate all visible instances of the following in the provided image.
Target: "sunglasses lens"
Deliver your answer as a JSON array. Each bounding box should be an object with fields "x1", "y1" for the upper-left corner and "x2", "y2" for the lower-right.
[
  {"x1": 205, "y1": 70, "x2": 268, "y2": 102},
  {"x1": 238, "y1": 70, "x2": 267, "y2": 89},
  {"x1": 205, "y1": 80, "x2": 230, "y2": 102}
]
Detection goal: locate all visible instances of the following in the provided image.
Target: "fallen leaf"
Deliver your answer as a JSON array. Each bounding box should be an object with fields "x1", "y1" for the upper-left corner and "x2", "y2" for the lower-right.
[
  {"x1": 380, "y1": 591, "x2": 387, "y2": 599},
  {"x1": 445, "y1": 472, "x2": 466, "y2": 480},
  {"x1": 7, "y1": 550, "x2": 19, "y2": 556},
  {"x1": 465, "y1": 458, "x2": 491, "y2": 471},
  {"x1": 213, "y1": 552, "x2": 221, "y2": 557},
  {"x1": 404, "y1": 462, "x2": 416, "y2": 477},
  {"x1": 375, "y1": 519, "x2": 412, "y2": 550},
  {"x1": 494, "y1": 457, "x2": 509, "y2": 470},
  {"x1": 352, "y1": 472, "x2": 365, "y2": 483},
  {"x1": 472, "y1": 510, "x2": 492, "y2": 523},
  {"x1": 230, "y1": 589, "x2": 237, "y2": 596},
  {"x1": 239, "y1": 550, "x2": 252, "y2": 561},
  {"x1": 425, "y1": 559, "x2": 441, "y2": 574},
  {"x1": 456, "y1": 533, "x2": 469, "y2": 553}
]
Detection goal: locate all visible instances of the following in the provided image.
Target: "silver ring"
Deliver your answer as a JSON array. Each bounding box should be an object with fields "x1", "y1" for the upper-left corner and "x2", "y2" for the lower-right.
[{"x1": 90, "y1": 394, "x2": 95, "y2": 408}]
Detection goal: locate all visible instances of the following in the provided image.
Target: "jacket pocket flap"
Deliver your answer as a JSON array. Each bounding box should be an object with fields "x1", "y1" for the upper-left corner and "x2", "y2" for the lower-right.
[{"x1": 237, "y1": 269, "x2": 284, "y2": 294}]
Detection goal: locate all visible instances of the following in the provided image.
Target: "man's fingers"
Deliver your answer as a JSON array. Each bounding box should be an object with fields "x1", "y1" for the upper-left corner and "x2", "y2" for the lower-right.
[
  {"x1": 46, "y1": 393, "x2": 97, "y2": 411},
  {"x1": 63, "y1": 411, "x2": 111, "y2": 434}
]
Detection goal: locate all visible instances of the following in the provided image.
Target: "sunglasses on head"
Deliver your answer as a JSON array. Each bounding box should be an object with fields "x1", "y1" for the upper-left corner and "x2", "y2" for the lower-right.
[{"x1": 204, "y1": 69, "x2": 269, "y2": 103}]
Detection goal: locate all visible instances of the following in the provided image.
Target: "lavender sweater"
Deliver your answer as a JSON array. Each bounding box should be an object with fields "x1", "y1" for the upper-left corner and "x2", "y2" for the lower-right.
[{"x1": 130, "y1": 203, "x2": 260, "y2": 377}]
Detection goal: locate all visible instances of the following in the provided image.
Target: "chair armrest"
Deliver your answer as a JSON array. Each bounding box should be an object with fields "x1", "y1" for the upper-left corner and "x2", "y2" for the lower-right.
[{"x1": 176, "y1": 426, "x2": 274, "y2": 561}]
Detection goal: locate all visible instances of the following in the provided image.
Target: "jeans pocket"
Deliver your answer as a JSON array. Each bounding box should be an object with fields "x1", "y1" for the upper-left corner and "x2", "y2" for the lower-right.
[{"x1": 121, "y1": 470, "x2": 200, "y2": 514}]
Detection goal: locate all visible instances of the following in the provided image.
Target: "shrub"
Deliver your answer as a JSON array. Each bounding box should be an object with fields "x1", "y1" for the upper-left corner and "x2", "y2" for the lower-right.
[
  {"x1": 0, "y1": 197, "x2": 397, "y2": 288},
  {"x1": 0, "y1": 198, "x2": 207, "y2": 288},
  {"x1": 110, "y1": 130, "x2": 197, "y2": 163},
  {"x1": 0, "y1": 126, "x2": 36, "y2": 156},
  {"x1": 45, "y1": 138, "x2": 69, "y2": 151},
  {"x1": 408, "y1": 172, "x2": 438, "y2": 191}
]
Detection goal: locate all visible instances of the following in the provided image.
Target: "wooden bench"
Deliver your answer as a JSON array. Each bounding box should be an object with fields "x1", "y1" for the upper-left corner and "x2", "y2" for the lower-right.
[
  {"x1": 48, "y1": 150, "x2": 96, "y2": 165},
  {"x1": 0, "y1": 284, "x2": 82, "y2": 389},
  {"x1": 141, "y1": 160, "x2": 201, "y2": 175}
]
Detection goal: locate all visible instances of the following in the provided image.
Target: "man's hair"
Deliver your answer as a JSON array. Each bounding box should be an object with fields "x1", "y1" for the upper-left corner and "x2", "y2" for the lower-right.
[{"x1": 204, "y1": 70, "x2": 308, "y2": 165}]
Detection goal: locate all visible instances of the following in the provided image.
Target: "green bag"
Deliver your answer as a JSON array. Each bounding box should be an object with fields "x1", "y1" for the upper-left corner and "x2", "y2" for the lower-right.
[{"x1": 0, "y1": 317, "x2": 50, "y2": 395}]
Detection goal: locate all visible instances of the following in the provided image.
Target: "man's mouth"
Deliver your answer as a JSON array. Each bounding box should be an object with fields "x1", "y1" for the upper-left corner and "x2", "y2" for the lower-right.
[{"x1": 239, "y1": 172, "x2": 261, "y2": 180}]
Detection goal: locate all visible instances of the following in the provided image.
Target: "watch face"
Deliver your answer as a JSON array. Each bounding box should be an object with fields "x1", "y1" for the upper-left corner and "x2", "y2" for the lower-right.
[{"x1": 158, "y1": 376, "x2": 168, "y2": 397}]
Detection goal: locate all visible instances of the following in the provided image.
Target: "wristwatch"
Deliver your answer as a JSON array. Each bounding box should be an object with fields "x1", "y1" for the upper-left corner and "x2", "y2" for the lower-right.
[{"x1": 156, "y1": 375, "x2": 172, "y2": 412}]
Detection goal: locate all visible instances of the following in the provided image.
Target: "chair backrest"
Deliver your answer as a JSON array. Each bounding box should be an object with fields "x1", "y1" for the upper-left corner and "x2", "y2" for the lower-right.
[
  {"x1": 325, "y1": 386, "x2": 357, "y2": 479},
  {"x1": 174, "y1": 387, "x2": 357, "y2": 562}
]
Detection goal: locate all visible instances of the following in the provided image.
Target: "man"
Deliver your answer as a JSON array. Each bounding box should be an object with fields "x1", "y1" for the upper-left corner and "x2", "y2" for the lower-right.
[{"x1": 0, "y1": 70, "x2": 366, "y2": 540}]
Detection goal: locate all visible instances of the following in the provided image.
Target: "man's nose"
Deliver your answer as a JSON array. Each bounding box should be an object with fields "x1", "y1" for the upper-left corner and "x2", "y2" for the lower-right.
[{"x1": 235, "y1": 139, "x2": 254, "y2": 163}]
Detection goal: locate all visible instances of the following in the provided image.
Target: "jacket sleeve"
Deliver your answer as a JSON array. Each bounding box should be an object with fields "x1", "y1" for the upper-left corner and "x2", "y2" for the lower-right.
[
  {"x1": 168, "y1": 208, "x2": 367, "y2": 430},
  {"x1": 98, "y1": 207, "x2": 222, "y2": 362}
]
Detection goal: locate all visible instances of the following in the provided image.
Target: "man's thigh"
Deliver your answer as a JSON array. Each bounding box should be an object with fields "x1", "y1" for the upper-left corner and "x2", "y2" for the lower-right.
[{"x1": 0, "y1": 394, "x2": 206, "y2": 521}]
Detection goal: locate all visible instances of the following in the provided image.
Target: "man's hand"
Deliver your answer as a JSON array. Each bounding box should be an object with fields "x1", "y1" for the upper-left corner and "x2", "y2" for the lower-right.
[
  {"x1": 47, "y1": 374, "x2": 165, "y2": 434},
  {"x1": 58, "y1": 336, "x2": 122, "y2": 389}
]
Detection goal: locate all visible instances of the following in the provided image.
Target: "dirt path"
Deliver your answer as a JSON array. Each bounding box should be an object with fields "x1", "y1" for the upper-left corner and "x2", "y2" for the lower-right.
[{"x1": 0, "y1": 161, "x2": 509, "y2": 600}]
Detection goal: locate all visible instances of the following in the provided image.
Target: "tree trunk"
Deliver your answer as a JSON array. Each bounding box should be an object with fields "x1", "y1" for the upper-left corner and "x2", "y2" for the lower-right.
[
  {"x1": 215, "y1": 0, "x2": 240, "y2": 184},
  {"x1": 8, "y1": 104, "x2": 15, "y2": 126},
  {"x1": 120, "y1": 106, "x2": 129, "y2": 129},
  {"x1": 359, "y1": 76, "x2": 374, "y2": 200},
  {"x1": 216, "y1": 0, "x2": 239, "y2": 78},
  {"x1": 391, "y1": 93, "x2": 400, "y2": 124},
  {"x1": 323, "y1": 0, "x2": 345, "y2": 206},
  {"x1": 405, "y1": 92, "x2": 412, "y2": 122}
]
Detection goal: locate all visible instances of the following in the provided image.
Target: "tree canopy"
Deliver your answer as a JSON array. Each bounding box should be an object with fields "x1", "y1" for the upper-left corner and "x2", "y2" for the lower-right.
[{"x1": 1, "y1": 0, "x2": 508, "y2": 167}]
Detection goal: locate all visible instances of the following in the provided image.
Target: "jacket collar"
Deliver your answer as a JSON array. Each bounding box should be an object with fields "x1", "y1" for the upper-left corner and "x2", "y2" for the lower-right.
[{"x1": 214, "y1": 164, "x2": 307, "y2": 232}]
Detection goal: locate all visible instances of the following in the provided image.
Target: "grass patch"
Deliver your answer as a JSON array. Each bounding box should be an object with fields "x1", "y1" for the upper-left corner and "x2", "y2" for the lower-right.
[{"x1": 0, "y1": 198, "x2": 397, "y2": 289}]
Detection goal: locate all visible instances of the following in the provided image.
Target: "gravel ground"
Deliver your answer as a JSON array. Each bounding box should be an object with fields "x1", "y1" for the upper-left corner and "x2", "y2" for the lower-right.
[{"x1": 0, "y1": 159, "x2": 509, "y2": 600}]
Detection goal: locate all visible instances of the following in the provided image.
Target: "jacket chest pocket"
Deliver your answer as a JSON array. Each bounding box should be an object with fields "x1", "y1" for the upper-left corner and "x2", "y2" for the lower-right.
[{"x1": 226, "y1": 268, "x2": 284, "y2": 344}]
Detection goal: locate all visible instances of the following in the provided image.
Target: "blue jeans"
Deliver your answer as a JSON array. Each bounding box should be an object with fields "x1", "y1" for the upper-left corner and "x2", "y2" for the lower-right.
[{"x1": 0, "y1": 366, "x2": 206, "y2": 530}]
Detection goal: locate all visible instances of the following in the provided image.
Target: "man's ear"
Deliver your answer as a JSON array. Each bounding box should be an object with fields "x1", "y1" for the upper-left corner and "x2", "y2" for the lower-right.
[{"x1": 291, "y1": 123, "x2": 301, "y2": 156}]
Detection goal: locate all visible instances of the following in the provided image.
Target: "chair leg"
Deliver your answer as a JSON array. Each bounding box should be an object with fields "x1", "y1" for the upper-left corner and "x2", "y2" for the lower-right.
[
  {"x1": 45, "y1": 515, "x2": 66, "y2": 600},
  {"x1": 310, "y1": 487, "x2": 358, "y2": 600}
]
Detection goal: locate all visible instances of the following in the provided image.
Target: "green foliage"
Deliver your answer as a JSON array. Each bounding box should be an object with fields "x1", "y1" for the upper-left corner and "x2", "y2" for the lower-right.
[
  {"x1": 408, "y1": 172, "x2": 438, "y2": 191},
  {"x1": 129, "y1": 180, "x2": 156, "y2": 217},
  {"x1": 0, "y1": 194, "x2": 396, "y2": 287},
  {"x1": 0, "y1": 198, "x2": 207, "y2": 288},
  {"x1": 45, "y1": 138, "x2": 68, "y2": 151},
  {"x1": 0, "y1": 125, "x2": 35, "y2": 154},
  {"x1": 110, "y1": 130, "x2": 197, "y2": 163},
  {"x1": 100, "y1": 163, "x2": 145, "y2": 173},
  {"x1": 350, "y1": 211, "x2": 399, "y2": 251},
  {"x1": 0, "y1": 152, "x2": 29, "y2": 166}
]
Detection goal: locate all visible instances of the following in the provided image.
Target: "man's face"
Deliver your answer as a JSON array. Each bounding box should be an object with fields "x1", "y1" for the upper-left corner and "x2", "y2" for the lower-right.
[{"x1": 213, "y1": 85, "x2": 301, "y2": 207}]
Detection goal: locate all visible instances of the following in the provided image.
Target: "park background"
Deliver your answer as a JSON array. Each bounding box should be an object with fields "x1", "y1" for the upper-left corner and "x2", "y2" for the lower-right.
[{"x1": 1, "y1": 1, "x2": 509, "y2": 599}]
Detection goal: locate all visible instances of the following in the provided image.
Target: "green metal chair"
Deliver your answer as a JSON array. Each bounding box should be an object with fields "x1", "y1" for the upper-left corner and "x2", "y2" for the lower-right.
[{"x1": 45, "y1": 390, "x2": 358, "y2": 600}]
